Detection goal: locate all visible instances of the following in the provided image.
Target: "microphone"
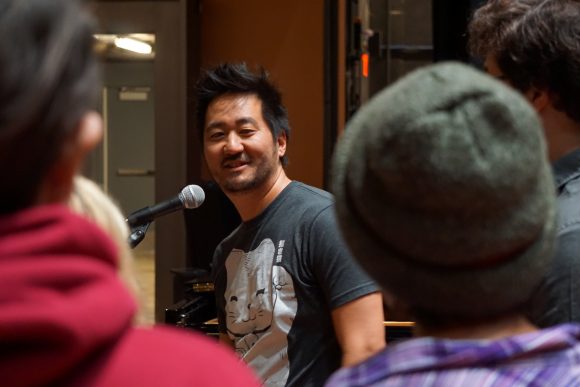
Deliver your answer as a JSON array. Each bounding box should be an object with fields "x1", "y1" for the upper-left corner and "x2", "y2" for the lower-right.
[{"x1": 126, "y1": 184, "x2": 205, "y2": 227}]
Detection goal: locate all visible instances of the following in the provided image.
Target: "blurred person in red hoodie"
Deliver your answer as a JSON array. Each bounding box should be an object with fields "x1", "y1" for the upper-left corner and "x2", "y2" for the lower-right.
[{"x1": 0, "y1": 1, "x2": 259, "y2": 386}]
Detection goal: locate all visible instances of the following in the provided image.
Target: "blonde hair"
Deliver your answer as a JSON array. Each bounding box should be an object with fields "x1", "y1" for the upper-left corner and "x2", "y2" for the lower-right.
[{"x1": 69, "y1": 175, "x2": 145, "y2": 325}]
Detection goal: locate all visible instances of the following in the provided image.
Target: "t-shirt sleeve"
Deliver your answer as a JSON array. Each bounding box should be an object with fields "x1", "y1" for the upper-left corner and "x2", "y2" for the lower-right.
[{"x1": 307, "y1": 205, "x2": 380, "y2": 310}]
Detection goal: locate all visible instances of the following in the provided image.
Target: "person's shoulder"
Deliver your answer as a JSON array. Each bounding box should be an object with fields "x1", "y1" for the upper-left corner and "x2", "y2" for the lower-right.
[
  {"x1": 98, "y1": 325, "x2": 259, "y2": 386},
  {"x1": 291, "y1": 181, "x2": 333, "y2": 199},
  {"x1": 277, "y1": 182, "x2": 337, "y2": 224},
  {"x1": 286, "y1": 181, "x2": 334, "y2": 209}
]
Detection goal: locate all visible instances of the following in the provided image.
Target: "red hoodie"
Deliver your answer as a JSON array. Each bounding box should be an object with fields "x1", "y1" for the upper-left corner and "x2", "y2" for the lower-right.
[{"x1": 0, "y1": 205, "x2": 259, "y2": 386}]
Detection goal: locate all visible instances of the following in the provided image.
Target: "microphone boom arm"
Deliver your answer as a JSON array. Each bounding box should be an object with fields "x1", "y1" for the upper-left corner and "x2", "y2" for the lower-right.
[
  {"x1": 124, "y1": 184, "x2": 205, "y2": 248},
  {"x1": 128, "y1": 222, "x2": 151, "y2": 249}
]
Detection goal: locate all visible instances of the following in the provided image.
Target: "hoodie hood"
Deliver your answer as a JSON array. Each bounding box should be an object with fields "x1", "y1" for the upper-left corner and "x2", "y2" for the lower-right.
[{"x1": 0, "y1": 205, "x2": 136, "y2": 386}]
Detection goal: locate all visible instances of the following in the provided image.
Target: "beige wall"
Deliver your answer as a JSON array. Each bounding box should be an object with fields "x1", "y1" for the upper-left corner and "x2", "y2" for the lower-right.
[{"x1": 199, "y1": 0, "x2": 325, "y2": 188}]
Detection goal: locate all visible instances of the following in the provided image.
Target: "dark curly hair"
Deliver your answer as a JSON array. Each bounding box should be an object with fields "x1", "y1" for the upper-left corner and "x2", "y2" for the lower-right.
[
  {"x1": 467, "y1": 0, "x2": 539, "y2": 59},
  {"x1": 194, "y1": 63, "x2": 291, "y2": 166},
  {"x1": 468, "y1": 0, "x2": 580, "y2": 123}
]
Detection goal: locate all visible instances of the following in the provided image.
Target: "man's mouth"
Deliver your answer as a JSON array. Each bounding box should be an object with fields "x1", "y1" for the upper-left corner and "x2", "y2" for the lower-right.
[{"x1": 222, "y1": 157, "x2": 249, "y2": 169}]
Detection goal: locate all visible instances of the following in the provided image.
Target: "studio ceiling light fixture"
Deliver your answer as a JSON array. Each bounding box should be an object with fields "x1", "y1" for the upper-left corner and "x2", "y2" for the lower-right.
[{"x1": 114, "y1": 37, "x2": 152, "y2": 54}]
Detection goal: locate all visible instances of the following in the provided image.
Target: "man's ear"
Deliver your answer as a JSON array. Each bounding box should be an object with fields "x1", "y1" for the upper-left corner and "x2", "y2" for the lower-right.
[
  {"x1": 62, "y1": 110, "x2": 103, "y2": 173},
  {"x1": 76, "y1": 111, "x2": 103, "y2": 161},
  {"x1": 277, "y1": 131, "x2": 287, "y2": 158},
  {"x1": 37, "y1": 111, "x2": 103, "y2": 205},
  {"x1": 525, "y1": 88, "x2": 550, "y2": 112}
]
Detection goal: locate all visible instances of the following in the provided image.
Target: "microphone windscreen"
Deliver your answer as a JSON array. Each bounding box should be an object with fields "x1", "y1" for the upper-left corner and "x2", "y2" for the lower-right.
[{"x1": 180, "y1": 185, "x2": 205, "y2": 209}]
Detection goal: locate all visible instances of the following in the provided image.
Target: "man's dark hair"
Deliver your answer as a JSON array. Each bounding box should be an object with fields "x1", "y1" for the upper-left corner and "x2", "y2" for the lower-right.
[
  {"x1": 468, "y1": 0, "x2": 580, "y2": 123},
  {"x1": 195, "y1": 63, "x2": 291, "y2": 166},
  {"x1": 0, "y1": 0, "x2": 100, "y2": 214},
  {"x1": 467, "y1": 0, "x2": 539, "y2": 59}
]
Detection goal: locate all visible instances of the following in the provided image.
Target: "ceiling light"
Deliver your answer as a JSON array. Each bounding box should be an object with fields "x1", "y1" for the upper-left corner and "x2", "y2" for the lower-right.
[{"x1": 114, "y1": 37, "x2": 152, "y2": 55}]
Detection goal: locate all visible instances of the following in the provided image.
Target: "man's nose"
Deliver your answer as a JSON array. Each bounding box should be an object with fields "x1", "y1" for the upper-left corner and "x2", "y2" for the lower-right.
[{"x1": 224, "y1": 132, "x2": 243, "y2": 154}]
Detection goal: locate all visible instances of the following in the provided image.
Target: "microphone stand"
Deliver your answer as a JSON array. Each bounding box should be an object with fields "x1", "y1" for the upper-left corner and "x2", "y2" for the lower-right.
[{"x1": 128, "y1": 222, "x2": 151, "y2": 249}]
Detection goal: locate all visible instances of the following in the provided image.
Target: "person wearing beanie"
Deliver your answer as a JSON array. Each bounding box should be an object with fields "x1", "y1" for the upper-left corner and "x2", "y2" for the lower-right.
[
  {"x1": 468, "y1": 0, "x2": 580, "y2": 328},
  {"x1": 326, "y1": 62, "x2": 580, "y2": 387}
]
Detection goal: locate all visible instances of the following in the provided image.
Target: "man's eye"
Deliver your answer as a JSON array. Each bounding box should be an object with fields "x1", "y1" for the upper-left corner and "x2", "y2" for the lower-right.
[
  {"x1": 239, "y1": 128, "x2": 254, "y2": 136},
  {"x1": 208, "y1": 132, "x2": 224, "y2": 140}
]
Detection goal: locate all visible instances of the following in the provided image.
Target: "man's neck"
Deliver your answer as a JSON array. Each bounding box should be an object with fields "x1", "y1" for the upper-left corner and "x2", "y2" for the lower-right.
[
  {"x1": 228, "y1": 168, "x2": 292, "y2": 222},
  {"x1": 542, "y1": 107, "x2": 580, "y2": 162},
  {"x1": 415, "y1": 314, "x2": 537, "y2": 340}
]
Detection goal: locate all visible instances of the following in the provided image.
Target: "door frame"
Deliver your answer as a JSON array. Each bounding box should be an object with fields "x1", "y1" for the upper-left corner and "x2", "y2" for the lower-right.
[{"x1": 93, "y1": 0, "x2": 188, "y2": 322}]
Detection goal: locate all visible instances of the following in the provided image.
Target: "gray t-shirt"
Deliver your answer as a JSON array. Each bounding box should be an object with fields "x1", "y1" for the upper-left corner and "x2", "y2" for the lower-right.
[
  {"x1": 527, "y1": 148, "x2": 580, "y2": 327},
  {"x1": 212, "y1": 181, "x2": 379, "y2": 387}
]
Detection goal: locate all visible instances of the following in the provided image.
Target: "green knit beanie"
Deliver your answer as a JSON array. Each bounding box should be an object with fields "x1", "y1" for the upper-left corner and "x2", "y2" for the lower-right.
[{"x1": 332, "y1": 62, "x2": 556, "y2": 319}]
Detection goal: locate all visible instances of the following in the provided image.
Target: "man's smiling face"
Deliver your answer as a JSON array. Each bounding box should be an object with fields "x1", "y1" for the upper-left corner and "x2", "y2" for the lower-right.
[{"x1": 203, "y1": 93, "x2": 286, "y2": 194}]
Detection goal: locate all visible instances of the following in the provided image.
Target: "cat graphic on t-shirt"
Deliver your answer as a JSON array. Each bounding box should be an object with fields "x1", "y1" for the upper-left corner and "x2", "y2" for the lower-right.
[
  {"x1": 224, "y1": 239, "x2": 276, "y2": 354},
  {"x1": 224, "y1": 238, "x2": 297, "y2": 357}
]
